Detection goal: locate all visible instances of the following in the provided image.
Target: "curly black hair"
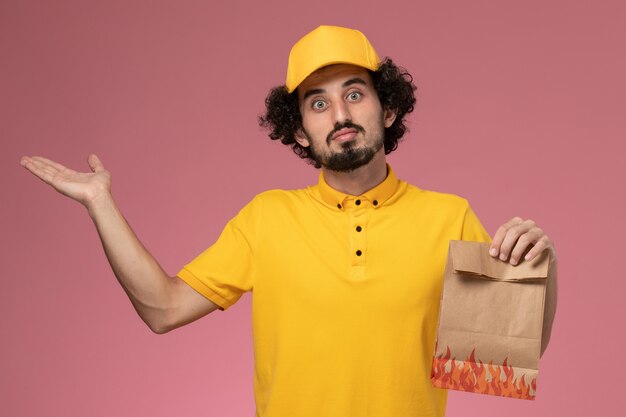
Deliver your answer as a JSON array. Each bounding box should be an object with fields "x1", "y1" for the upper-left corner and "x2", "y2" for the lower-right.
[{"x1": 258, "y1": 58, "x2": 417, "y2": 168}]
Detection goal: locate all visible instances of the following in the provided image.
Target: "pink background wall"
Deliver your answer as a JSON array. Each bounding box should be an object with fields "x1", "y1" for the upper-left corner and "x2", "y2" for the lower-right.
[{"x1": 2, "y1": 0, "x2": 624, "y2": 416}]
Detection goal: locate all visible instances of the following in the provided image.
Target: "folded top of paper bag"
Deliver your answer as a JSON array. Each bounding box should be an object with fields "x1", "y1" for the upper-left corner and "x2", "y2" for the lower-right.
[{"x1": 450, "y1": 240, "x2": 549, "y2": 282}]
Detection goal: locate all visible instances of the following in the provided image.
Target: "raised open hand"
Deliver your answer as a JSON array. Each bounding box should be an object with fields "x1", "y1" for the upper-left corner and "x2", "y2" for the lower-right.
[{"x1": 20, "y1": 154, "x2": 112, "y2": 208}]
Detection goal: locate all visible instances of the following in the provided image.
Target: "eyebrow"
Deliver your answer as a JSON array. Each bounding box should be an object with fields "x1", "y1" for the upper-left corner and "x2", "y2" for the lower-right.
[
  {"x1": 302, "y1": 88, "x2": 325, "y2": 101},
  {"x1": 342, "y1": 77, "x2": 367, "y2": 88},
  {"x1": 301, "y1": 77, "x2": 368, "y2": 101}
]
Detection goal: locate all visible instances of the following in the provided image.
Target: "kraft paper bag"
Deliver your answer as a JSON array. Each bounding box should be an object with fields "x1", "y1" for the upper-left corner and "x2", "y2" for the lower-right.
[{"x1": 430, "y1": 240, "x2": 552, "y2": 400}]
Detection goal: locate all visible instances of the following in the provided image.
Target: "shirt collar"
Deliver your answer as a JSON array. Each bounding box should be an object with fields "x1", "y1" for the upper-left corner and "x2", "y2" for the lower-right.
[{"x1": 317, "y1": 164, "x2": 400, "y2": 210}]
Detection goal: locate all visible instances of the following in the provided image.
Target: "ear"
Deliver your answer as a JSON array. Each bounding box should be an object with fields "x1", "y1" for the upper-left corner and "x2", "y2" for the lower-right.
[
  {"x1": 383, "y1": 107, "x2": 397, "y2": 128},
  {"x1": 294, "y1": 129, "x2": 310, "y2": 148}
]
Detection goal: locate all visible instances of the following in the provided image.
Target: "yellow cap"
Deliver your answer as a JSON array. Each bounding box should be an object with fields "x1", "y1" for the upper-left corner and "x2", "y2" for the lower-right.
[{"x1": 285, "y1": 25, "x2": 381, "y2": 93}]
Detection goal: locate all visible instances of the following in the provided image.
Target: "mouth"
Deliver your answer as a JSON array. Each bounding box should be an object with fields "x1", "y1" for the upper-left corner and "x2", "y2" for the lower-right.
[{"x1": 331, "y1": 128, "x2": 358, "y2": 143}]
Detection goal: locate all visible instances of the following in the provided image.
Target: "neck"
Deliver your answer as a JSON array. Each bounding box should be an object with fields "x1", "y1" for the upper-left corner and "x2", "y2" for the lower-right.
[{"x1": 321, "y1": 150, "x2": 388, "y2": 196}]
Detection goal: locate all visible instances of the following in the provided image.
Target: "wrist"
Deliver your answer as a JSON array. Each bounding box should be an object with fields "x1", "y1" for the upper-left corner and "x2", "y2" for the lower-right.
[{"x1": 86, "y1": 189, "x2": 115, "y2": 219}]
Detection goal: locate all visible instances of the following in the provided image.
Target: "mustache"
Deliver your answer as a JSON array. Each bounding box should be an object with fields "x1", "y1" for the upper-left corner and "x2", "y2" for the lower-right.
[{"x1": 326, "y1": 122, "x2": 365, "y2": 145}]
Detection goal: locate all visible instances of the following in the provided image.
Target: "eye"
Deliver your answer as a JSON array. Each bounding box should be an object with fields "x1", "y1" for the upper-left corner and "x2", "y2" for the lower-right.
[
  {"x1": 347, "y1": 91, "x2": 362, "y2": 101},
  {"x1": 312, "y1": 99, "x2": 326, "y2": 110}
]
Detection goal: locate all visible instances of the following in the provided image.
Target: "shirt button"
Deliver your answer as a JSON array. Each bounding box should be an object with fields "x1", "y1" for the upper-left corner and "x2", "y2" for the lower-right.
[
  {"x1": 355, "y1": 199, "x2": 361, "y2": 205},
  {"x1": 356, "y1": 250, "x2": 362, "y2": 256},
  {"x1": 356, "y1": 226, "x2": 362, "y2": 232},
  {"x1": 337, "y1": 204, "x2": 342, "y2": 209},
  {"x1": 373, "y1": 200, "x2": 378, "y2": 206}
]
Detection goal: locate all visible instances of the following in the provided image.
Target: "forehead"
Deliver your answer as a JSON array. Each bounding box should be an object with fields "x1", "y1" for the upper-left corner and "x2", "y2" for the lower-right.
[{"x1": 297, "y1": 64, "x2": 373, "y2": 100}]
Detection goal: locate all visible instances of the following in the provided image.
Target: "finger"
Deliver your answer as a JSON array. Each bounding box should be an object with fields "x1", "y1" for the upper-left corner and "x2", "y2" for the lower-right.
[
  {"x1": 21, "y1": 156, "x2": 45, "y2": 171},
  {"x1": 498, "y1": 220, "x2": 535, "y2": 262},
  {"x1": 31, "y1": 156, "x2": 82, "y2": 181},
  {"x1": 88, "y1": 154, "x2": 105, "y2": 172},
  {"x1": 30, "y1": 156, "x2": 69, "y2": 173},
  {"x1": 489, "y1": 217, "x2": 523, "y2": 257},
  {"x1": 21, "y1": 157, "x2": 57, "y2": 184},
  {"x1": 29, "y1": 157, "x2": 61, "y2": 177},
  {"x1": 26, "y1": 158, "x2": 77, "y2": 190},
  {"x1": 509, "y1": 228, "x2": 543, "y2": 265},
  {"x1": 20, "y1": 156, "x2": 38, "y2": 173},
  {"x1": 24, "y1": 156, "x2": 56, "y2": 175},
  {"x1": 524, "y1": 237, "x2": 551, "y2": 262},
  {"x1": 19, "y1": 156, "x2": 32, "y2": 167}
]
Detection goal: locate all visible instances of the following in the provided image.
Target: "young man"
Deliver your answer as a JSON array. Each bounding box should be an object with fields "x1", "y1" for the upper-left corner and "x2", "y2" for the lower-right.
[{"x1": 21, "y1": 26, "x2": 557, "y2": 417}]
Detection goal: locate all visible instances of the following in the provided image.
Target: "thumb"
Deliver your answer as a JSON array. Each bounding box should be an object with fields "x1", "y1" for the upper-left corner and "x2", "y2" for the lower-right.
[{"x1": 87, "y1": 154, "x2": 105, "y2": 172}]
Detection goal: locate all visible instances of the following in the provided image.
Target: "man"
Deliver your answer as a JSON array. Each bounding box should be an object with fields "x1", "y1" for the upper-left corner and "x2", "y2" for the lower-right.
[{"x1": 20, "y1": 26, "x2": 557, "y2": 417}]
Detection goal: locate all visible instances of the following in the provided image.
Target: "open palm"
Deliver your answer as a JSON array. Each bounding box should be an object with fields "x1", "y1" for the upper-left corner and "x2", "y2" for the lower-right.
[{"x1": 20, "y1": 154, "x2": 112, "y2": 207}]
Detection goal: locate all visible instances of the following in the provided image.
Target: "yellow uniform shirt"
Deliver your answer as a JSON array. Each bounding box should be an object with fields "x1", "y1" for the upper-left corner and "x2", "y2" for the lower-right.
[{"x1": 177, "y1": 166, "x2": 491, "y2": 417}]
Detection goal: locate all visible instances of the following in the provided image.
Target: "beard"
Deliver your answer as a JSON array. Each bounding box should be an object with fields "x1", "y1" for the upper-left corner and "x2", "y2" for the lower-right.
[
  {"x1": 313, "y1": 140, "x2": 382, "y2": 172},
  {"x1": 305, "y1": 121, "x2": 385, "y2": 172}
]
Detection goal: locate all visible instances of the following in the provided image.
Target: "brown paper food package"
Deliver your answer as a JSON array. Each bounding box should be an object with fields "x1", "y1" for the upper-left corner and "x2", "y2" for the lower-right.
[{"x1": 430, "y1": 240, "x2": 554, "y2": 400}]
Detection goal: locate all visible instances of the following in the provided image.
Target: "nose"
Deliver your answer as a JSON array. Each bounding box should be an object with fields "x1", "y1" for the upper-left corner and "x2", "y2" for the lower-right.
[{"x1": 332, "y1": 98, "x2": 352, "y2": 124}]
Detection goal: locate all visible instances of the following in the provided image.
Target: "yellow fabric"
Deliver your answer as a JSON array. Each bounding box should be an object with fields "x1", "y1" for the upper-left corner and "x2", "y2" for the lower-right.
[
  {"x1": 286, "y1": 25, "x2": 380, "y2": 93},
  {"x1": 177, "y1": 165, "x2": 491, "y2": 417}
]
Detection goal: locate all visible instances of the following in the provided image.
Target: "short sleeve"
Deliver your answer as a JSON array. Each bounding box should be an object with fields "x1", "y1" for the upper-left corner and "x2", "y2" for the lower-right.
[
  {"x1": 176, "y1": 197, "x2": 260, "y2": 310},
  {"x1": 461, "y1": 204, "x2": 492, "y2": 243}
]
